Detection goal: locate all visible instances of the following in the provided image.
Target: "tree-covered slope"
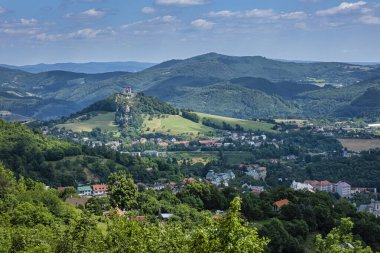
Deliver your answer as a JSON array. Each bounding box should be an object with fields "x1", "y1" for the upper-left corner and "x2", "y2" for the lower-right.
[
  {"x1": 295, "y1": 77, "x2": 380, "y2": 118},
  {"x1": 163, "y1": 83, "x2": 301, "y2": 119},
  {"x1": 129, "y1": 53, "x2": 380, "y2": 90}
]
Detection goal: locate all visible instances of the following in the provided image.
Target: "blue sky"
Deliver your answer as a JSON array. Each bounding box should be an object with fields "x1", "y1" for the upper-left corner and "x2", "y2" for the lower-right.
[{"x1": 0, "y1": 0, "x2": 380, "y2": 64}]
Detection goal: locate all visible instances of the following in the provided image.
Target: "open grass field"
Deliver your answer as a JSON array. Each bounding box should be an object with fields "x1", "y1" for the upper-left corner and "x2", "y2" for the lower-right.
[
  {"x1": 57, "y1": 112, "x2": 118, "y2": 132},
  {"x1": 196, "y1": 112, "x2": 276, "y2": 132},
  {"x1": 338, "y1": 138, "x2": 380, "y2": 152},
  {"x1": 143, "y1": 115, "x2": 214, "y2": 136}
]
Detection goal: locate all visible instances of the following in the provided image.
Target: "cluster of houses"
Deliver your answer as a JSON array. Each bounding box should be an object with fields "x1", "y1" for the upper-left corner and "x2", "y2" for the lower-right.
[
  {"x1": 122, "y1": 150, "x2": 167, "y2": 158},
  {"x1": 206, "y1": 170, "x2": 236, "y2": 187},
  {"x1": 240, "y1": 164, "x2": 267, "y2": 180},
  {"x1": 77, "y1": 184, "x2": 109, "y2": 197},
  {"x1": 290, "y1": 180, "x2": 352, "y2": 198},
  {"x1": 358, "y1": 199, "x2": 380, "y2": 217},
  {"x1": 241, "y1": 184, "x2": 265, "y2": 194}
]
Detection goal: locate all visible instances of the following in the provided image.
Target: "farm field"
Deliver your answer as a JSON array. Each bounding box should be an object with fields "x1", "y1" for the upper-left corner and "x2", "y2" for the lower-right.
[
  {"x1": 57, "y1": 112, "x2": 118, "y2": 132},
  {"x1": 338, "y1": 138, "x2": 380, "y2": 152},
  {"x1": 143, "y1": 115, "x2": 214, "y2": 136},
  {"x1": 196, "y1": 112, "x2": 275, "y2": 132}
]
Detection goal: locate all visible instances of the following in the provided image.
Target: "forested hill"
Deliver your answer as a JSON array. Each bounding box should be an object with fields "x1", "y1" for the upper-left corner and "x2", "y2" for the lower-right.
[
  {"x1": 73, "y1": 92, "x2": 178, "y2": 115},
  {"x1": 133, "y1": 52, "x2": 380, "y2": 89}
]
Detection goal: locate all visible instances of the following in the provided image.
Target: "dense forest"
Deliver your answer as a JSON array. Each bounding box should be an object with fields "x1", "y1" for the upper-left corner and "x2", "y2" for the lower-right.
[{"x1": 0, "y1": 163, "x2": 378, "y2": 252}]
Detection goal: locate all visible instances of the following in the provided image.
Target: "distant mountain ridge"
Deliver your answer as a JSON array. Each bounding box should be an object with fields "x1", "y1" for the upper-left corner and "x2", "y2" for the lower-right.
[
  {"x1": 0, "y1": 61, "x2": 155, "y2": 74},
  {"x1": 2, "y1": 52, "x2": 380, "y2": 120}
]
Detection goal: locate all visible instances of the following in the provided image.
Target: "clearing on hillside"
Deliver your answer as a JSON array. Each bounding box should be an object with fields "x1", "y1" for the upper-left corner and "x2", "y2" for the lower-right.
[
  {"x1": 338, "y1": 138, "x2": 380, "y2": 152},
  {"x1": 57, "y1": 112, "x2": 118, "y2": 132},
  {"x1": 196, "y1": 112, "x2": 275, "y2": 132},
  {"x1": 167, "y1": 151, "x2": 218, "y2": 165},
  {"x1": 143, "y1": 115, "x2": 214, "y2": 136},
  {"x1": 275, "y1": 118, "x2": 308, "y2": 126}
]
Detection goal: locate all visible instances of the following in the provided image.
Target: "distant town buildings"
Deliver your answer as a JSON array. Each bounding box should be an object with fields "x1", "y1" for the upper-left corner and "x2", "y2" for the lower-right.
[
  {"x1": 77, "y1": 185, "x2": 92, "y2": 197},
  {"x1": 358, "y1": 200, "x2": 380, "y2": 217},
  {"x1": 243, "y1": 164, "x2": 267, "y2": 180},
  {"x1": 335, "y1": 181, "x2": 351, "y2": 198},
  {"x1": 302, "y1": 180, "x2": 352, "y2": 198},
  {"x1": 304, "y1": 180, "x2": 334, "y2": 192},
  {"x1": 77, "y1": 184, "x2": 109, "y2": 197},
  {"x1": 290, "y1": 180, "x2": 314, "y2": 192},
  {"x1": 206, "y1": 170, "x2": 235, "y2": 187}
]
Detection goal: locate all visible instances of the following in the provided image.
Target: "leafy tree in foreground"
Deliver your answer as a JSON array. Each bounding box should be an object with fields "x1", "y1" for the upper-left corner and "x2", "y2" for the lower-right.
[
  {"x1": 108, "y1": 171, "x2": 138, "y2": 210},
  {"x1": 315, "y1": 218, "x2": 372, "y2": 253},
  {"x1": 190, "y1": 197, "x2": 269, "y2": 253}
]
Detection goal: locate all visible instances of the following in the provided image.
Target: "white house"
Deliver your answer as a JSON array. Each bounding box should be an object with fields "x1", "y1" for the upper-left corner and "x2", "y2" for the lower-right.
[
  {"x1": 335, "y1": 181, "x2": 351, "y2": 198},
  {"x1": 290, "y1": 180, "x2": 314, "y2": 192}
]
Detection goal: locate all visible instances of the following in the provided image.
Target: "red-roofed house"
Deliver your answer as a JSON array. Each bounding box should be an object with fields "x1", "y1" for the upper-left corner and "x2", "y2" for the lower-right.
[
  {"x1": 304, "y1": 180, "x2": 333, "y2": 192},
  {"x1": 158, "y1": 142, "x2": 169, "y2": 147},
  {"x1": 273, "y1": 199, "x2": 289, "y2": 211},
  {"x1": 92, "y1": 184, "x2": 108, "y2": 196},
  {"x1": 130, "y1": 216, "x2": 145, "y2": 222},
  {"x1": 199, "y1": 140, "x2": 217, "y2": 147},
  {"x1": 182, "y1": 178, "x2": 196, "y2": 184},
  {"x1": 173, "y1": 141, "x2": 190, "y2": 147}
]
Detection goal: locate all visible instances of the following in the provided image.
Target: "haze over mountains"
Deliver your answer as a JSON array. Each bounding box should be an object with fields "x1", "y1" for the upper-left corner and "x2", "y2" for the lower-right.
[
  {"x1": 1, "y1": 52, "x2": 380, "y2": 121},
  {"x1": 0, "y1": 61, "x2": 155, "y2": 74}
]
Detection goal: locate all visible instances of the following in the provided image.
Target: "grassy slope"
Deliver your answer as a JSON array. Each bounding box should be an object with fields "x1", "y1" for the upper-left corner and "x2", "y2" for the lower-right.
[
  {"x1": 56, "y1": 110, "x2": 275, "y2": 136},
  {"x1": 143, "y1": 115, "x2": 214, "y2": 136},
  {"x1": 57, "y1": 112, "x2": 118, "y2": 132},
  {"x1": 196, "y1": 112, "x2": 276, "y2": 132}
]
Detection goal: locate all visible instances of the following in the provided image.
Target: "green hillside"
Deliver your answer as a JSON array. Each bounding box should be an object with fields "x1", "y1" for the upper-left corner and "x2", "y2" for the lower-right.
[
  {"x1": 143, "y1": 115, "x2": 214, "y2": 136},
  {"x1": 57, "y1": 112, "x2": 118, "y2": 132},
  {"x1": 196, "y1": 112, "x2": 275, "y2": 132},
  {"x1": 54, "y1": 91, "x2": 276, "y2": 136},
  {"x1": 165, "y1": 83, "x2": 301, "y2": 119},
  {"x1": 296, "y1": 77, "x2": 380, "y2": 118}
]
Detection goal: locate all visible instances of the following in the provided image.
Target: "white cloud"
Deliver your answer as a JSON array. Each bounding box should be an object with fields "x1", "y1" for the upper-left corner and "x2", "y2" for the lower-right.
[
  {"x1": 155, "y1": 0, "x2": 208, "y2": 6},
  {"x1": 209, "y1": 10, "x2": 238, "y2": 17},
  {"x1": 244, "y1": 9, "x2": 275, "y2": 18},
  {"x1": 359, "y1": 15, "x2": 380, "y2": 24},
  {"x1": 0, "y1": 28, "x2": 39, "y2": 35},
  {"x1": 191, "y1": 18, "x2": 214, "y2": 29},
  {"x1": 34, "y1": 33, "x2": 62, "y2": 41},
  {"x1": 122, "y1": 15, "x2": 177, "y2": 29},
  {"x1": 20, "y1": 18, "x2": 38, "y2": 26},
  {"x1": 280, "y1": 11, "x2": 308, "y2": 20},
  {"x1": 82, "y1": 8, "x2": 106, "y2": 17},
  {"x1": 142, "y1": 7, "x2": 156, "y2": 14},
  {"x1": 316, "y1": 1, "x2": 367, "y2": 16},
  {"x1": 66, "y1": 8, "x2": 107, "y2": 19},
  {"x1": 209, "y1": 9, "x2": 306, "y2": 20},
  {"x1": 68, "y1": 28, "x2": 101, "y2": 39}
]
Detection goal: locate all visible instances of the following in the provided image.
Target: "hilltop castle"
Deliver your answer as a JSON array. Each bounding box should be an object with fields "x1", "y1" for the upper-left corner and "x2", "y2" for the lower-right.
[{"x1": 120, "y1": 86, "x2": 133, "y2": 96}]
